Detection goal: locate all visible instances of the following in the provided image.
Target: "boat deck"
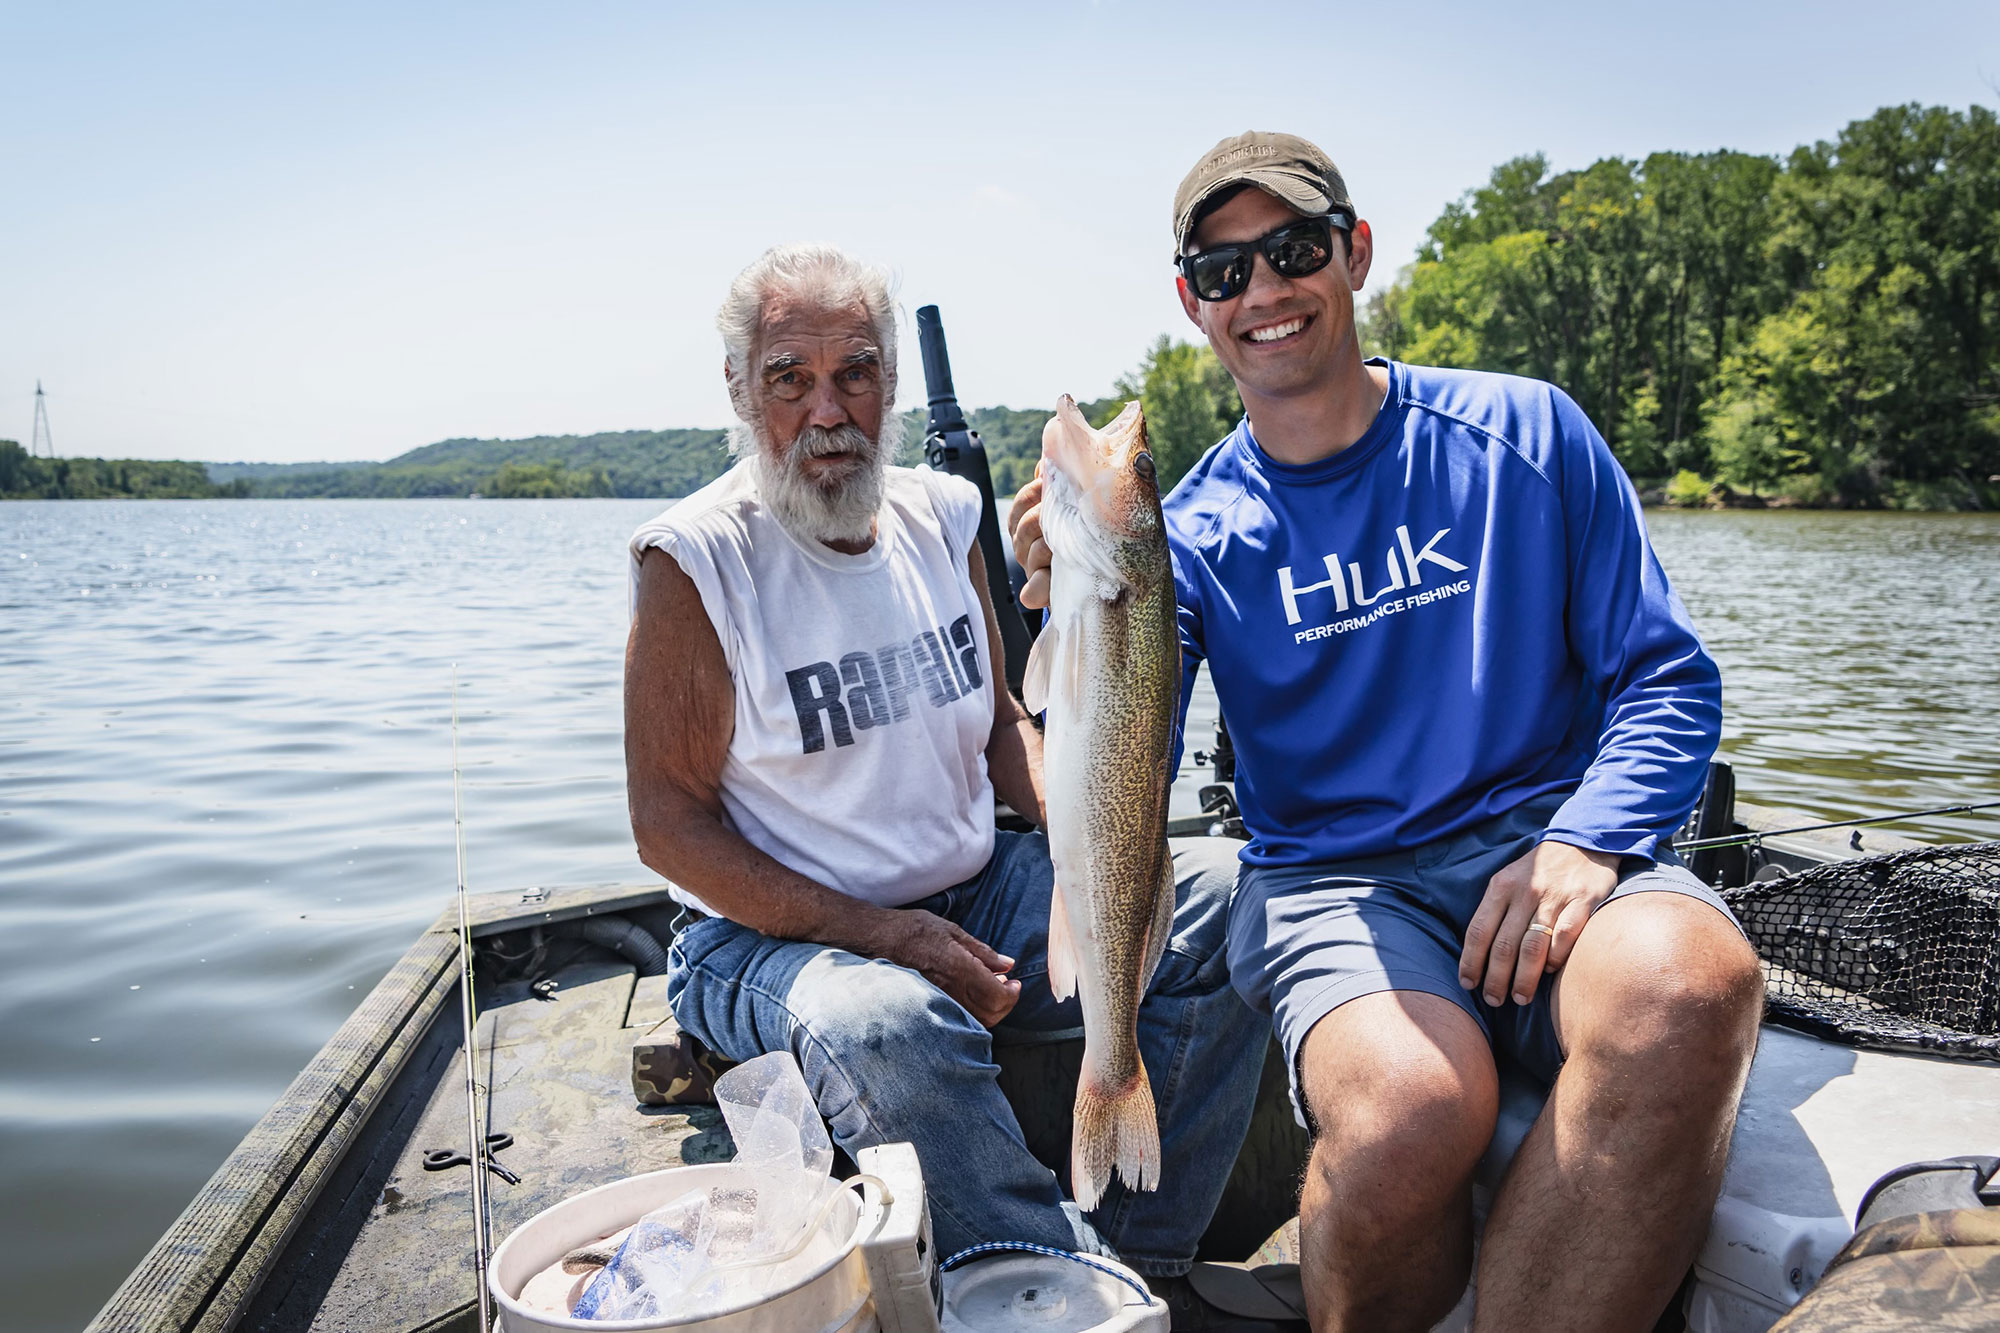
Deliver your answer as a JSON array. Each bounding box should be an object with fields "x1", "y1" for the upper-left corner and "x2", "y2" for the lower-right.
[
  {"x1": 239, "y1": 957, "x2": 726, "y2": 1332},
  {"x1": 211, "y1": 937, "x2": 1304, "y2": 1333}
]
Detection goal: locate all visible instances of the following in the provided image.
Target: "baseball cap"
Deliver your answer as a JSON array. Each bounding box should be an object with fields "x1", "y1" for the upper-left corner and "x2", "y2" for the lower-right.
[{"x1": 1172, "y1": 131, "x2": 1354, "y2": 256}]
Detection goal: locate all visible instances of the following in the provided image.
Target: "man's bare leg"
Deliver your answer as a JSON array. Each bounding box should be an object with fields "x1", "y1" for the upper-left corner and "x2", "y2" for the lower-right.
[
  {"x1": 1474, "y1": 894, "x2": 1763, "y2": 1332},
  {"x1": 1298, "y1": 991, "x2": 1499, "y2": 1332}
]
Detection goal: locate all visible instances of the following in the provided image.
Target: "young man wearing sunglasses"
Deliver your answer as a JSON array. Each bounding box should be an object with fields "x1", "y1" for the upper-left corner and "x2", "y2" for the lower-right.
[{"x1": 1010, "y1": 133, "x2": 1764, "y2": 1331}]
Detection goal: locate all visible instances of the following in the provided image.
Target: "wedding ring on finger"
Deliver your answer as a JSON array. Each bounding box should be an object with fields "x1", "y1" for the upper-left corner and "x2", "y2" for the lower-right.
[{"x1": 1524, "y1": 922, "x2": 1556, "y2": 940}]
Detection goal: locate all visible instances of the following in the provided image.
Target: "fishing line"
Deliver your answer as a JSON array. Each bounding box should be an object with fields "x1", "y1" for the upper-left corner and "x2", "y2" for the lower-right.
[
  {"x1": 1677, "y1": 798, "x2": 2000, "y2": 852},
  {"x1": 451, "y1": 668, "x2": 495, "y2": 1333}
]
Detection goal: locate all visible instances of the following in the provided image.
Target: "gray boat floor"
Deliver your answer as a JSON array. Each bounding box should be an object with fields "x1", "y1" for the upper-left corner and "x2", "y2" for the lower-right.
[
  {"x1": 233, "y1": 943, "x2": 2000, "y2": 1333},
  {"x1": 241, "y1": 960, "x2": 731, "y2": 1332},
  {"x1": 239, "y1": 953, "x2": 1305, "y2": 1333},
  {"x1": 224, "y1": 809, "x2": 1993, "y2": 1332}
]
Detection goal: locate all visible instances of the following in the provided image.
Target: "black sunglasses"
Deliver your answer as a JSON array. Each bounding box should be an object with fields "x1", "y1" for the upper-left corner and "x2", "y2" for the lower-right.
[{"x1": 1177, "y1": 214, "x2": 1352, "y2": 302}]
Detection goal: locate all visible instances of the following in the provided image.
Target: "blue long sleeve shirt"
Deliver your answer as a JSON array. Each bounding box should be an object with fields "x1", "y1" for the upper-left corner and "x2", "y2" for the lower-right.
[{"x1": 1166, "y1": 359, "x2": 1720, "y2": 867}]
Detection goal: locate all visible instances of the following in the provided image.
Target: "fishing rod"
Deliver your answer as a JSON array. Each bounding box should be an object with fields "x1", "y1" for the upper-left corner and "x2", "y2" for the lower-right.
[
  {"x1": 451, "y1": 669, "x2": 495, "y2": 1333},
  {"x1": 1677, "y1": 798, "x2": 2000, "y2": 852}
]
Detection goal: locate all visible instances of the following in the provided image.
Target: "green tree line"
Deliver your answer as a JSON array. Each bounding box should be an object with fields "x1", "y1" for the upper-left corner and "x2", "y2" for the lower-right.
[
  {"x1": 0, "y1": 439, "x2": 250, "y2": 499},
  {"x1": 912, "y1": 346, "x2": 1237, "y2": 500},
  {"x1": 914, "y1": 401, "x2": 1124, "y2": 497},
  {"x1": 1362, "y1": 103, "x2": 2000, "y2": 508},
  {"x1": 0, "y1": 378, "x2": 1233, "y2": 505},
  {"x1": 222, "y1": 428, "x2": 734, "y2": 498}
]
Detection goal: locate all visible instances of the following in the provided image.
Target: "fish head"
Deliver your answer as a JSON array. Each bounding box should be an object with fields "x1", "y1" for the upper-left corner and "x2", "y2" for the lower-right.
[{"x1": 1040, "y1": 397, "x2": 1164, "y2": 572}]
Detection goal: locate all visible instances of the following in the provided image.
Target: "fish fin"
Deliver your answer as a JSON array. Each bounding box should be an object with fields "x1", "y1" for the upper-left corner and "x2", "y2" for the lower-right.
[
  {"x1": 1071, "y1": 1065, "x2": 1160, "y2": 1210},
  {"x1": 1140, "y1": 850, "x2": 1175, "y2": 995},
  {"x1": 1022, "y1": 620, "x2": 1057, "y2": 715},
  {"x1": 1057, "y1": 611, "x2": 1090, "y2": 701},
  {"x1": 1047, "y1": 875, "x2": 1078, "y2": 1004}
]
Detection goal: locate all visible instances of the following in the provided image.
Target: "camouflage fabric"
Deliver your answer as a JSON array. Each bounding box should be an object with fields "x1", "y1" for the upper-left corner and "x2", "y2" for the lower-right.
[
  {"x1": 1769, "y1": 1207, "x2": 2000, "y2": 1331},
  {"x1": 630, "y1": 1012, "x2": 734, "y2": 1106}
]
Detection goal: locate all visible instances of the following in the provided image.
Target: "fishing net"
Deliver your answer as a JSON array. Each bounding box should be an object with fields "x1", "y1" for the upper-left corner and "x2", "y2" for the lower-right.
[{"x1": 1720, "y1": 842, "x2": 2000, "y2": 1060}]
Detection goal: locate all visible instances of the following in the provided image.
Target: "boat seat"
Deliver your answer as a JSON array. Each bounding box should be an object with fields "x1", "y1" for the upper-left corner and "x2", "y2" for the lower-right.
[{"x1": 1459, "y1": 1025, "x2": 2000, "y2": 1332}]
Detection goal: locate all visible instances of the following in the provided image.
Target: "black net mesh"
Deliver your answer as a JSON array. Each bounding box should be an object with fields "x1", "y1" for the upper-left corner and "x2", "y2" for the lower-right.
[{"x1": 1720, "y1": 842, "x2": 2000, "y2": 1059}]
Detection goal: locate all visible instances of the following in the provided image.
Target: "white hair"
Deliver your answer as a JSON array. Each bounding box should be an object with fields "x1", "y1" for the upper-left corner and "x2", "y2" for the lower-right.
[{"x1": 717, "y1": 243, "x2": 899, "y2": 430}]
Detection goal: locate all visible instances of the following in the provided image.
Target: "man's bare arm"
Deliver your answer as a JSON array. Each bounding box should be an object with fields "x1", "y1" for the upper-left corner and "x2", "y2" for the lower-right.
[
  {"x1": 624, "y1": 547, "x2": 1021, "y2": 1024},
  {"x1": 967, "y1": 541, "x2": 1046, "y2": 827}
]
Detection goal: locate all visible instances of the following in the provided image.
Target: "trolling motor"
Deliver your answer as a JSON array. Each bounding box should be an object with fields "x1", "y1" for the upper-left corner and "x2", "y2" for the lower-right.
[{"x1": 915, "y1": 305, "x2": 1037, "y2": 695}]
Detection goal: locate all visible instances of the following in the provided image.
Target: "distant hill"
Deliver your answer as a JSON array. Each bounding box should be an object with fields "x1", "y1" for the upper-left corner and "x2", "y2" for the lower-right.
[
  {"x1": 203, "y1": 459, "x2": 377, "y2": 480},
  {"x1": 2, "y1": 398, "x2": 1134, "y2": 502},
  {"x1": 213, "y1": 428, "x2": 735, "y2": 499},
  {"x1": 194, "y1": 401, "x2": 1128, "y2": 500}
]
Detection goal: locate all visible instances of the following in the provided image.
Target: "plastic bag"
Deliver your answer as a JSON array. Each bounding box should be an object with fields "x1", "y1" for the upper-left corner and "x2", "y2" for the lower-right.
[
  {"x1": 569, "y1": 1189, "x2": 710, "y2": 1320},
  {"x1": 575, "y1": 1051, "x2": 843, "y2": 1321}
]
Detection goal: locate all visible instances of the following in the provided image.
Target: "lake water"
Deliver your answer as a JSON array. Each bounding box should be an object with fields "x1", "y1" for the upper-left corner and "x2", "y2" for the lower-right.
[{"x1": 3, "y1": 499, "x2": 1997, "y2": 1330}]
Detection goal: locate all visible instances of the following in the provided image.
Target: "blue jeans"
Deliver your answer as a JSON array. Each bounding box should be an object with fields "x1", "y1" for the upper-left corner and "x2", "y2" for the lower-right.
[{"x1": 664, "y1": 831, "x2": 1265, "y2": 1276}]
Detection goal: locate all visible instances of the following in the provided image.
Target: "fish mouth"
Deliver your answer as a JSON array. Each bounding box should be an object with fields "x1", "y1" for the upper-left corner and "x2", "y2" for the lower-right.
[
  {"x1": 1040, "y1": 396, "x2": 1157, "y2": 546},
  {"x1": 1043, "y1": 397, "x2": 1142, "y2": 489},
  {"x1": 1240, "y1": 313, "x2": 1312, "y2": 347}
]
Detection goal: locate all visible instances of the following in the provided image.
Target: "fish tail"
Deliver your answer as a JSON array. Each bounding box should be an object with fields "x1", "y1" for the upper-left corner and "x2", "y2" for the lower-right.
[{"x1": 1070, "y1": 1065, "x2": 1160, "y2": 1211}]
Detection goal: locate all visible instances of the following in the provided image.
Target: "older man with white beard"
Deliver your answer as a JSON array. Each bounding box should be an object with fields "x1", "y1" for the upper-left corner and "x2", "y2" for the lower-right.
[{"x1": 623, "y1": 244, "x2": 1275, "y2": 1327}]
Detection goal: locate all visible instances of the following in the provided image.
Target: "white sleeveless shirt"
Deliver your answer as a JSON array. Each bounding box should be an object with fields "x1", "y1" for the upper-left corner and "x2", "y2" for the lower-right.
[{"x1": 629, "y1": 462, "x2": 997, "y2": 913}]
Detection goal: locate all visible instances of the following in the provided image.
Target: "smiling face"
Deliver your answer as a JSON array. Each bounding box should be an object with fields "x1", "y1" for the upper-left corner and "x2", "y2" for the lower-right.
[{"x1": 1177, "y1": 187, "x2": 1374, "y2": 408}]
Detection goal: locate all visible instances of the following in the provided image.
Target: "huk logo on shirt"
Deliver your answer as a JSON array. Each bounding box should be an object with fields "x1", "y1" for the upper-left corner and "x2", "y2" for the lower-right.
[
  {"x1": 785, "y1": 614, "x2": 983, "y2": 754},
  {"x1": 1278, "y1": 524, "x2": 1472, "y2": 642}
]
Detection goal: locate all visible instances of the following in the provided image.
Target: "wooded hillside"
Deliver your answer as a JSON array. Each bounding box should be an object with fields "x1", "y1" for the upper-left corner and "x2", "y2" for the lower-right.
[{"x1": 1362, "y1": 103, "x2": 1999, "y2": 508}]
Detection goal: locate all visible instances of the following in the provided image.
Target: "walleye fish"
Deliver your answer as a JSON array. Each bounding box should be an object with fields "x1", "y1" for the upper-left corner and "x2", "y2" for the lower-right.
[{"x1": 1024, "y1": 395, "x2": 1180, "y2": 1211}]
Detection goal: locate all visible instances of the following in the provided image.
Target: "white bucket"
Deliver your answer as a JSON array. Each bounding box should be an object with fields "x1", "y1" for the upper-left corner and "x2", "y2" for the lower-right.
[
  {"x1": 941, "y1": 1252, "x2": 1167, "y2": 1333},
  {"x1": 488, "y1": 1163, "x2": 875, "y2": 1333}
]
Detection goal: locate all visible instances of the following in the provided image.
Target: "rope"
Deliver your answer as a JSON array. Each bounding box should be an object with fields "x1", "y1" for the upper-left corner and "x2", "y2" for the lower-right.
[{"x1": 938, "y1": 1241, "x2": 1155, "y2": 1306}]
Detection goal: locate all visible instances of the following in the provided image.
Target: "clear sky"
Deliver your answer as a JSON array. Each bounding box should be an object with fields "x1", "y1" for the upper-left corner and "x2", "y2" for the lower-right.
[{"x1": 4, "y1": 2, "x2": 1996, "y2": 463}]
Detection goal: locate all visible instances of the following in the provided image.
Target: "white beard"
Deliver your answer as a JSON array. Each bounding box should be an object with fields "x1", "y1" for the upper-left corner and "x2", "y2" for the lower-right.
[{"x1": 739, "y1": 421, "x2": 890, "y2": 547}]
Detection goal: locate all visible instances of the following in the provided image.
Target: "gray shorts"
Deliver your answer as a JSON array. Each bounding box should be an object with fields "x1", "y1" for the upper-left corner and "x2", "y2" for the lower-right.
[{"x1": 1227, "y1": 796, "x2": 1742, "y2": 1112}]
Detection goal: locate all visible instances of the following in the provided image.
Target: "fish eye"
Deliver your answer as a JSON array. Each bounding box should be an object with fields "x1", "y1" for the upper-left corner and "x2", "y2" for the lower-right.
[{"x1": 1132, "y1": 452, "x2": 1156, "y2": 481}]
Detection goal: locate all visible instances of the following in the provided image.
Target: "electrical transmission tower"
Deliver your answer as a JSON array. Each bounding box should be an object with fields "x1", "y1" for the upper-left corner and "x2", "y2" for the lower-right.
[{"x1": 31, "y1": 381, "x2": 56, "y2": 458}]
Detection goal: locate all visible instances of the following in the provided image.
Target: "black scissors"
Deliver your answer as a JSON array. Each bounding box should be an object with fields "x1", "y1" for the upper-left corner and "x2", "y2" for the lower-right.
[{"x1": 423, "y1": 1131, "x2": 521, "y2": 1185}]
